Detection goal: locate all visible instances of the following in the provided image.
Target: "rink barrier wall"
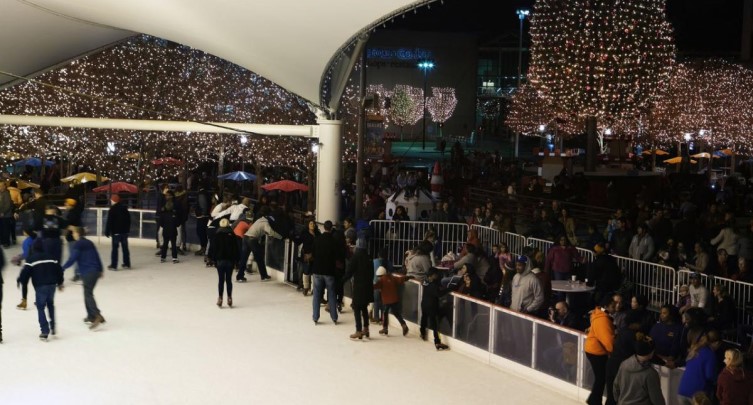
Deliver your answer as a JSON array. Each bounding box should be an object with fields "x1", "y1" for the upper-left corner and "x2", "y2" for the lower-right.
[{"x1": 76, "y1": 207, "x2": 686, "y2": 404}]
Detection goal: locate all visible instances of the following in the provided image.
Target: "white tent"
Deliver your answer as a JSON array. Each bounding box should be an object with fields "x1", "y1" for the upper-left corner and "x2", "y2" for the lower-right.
[
  {"x1": 0, "y1": 0, "x2": 431, "y2": 108},
  {"x1": 385, "y1": 187, "x2": 435, "y2": 221}
]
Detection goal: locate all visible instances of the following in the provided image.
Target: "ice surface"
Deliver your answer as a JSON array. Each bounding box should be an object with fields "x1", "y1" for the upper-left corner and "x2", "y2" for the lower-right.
[{"x1": 0, "y1": 242, "x2": 581, "y2": 405}]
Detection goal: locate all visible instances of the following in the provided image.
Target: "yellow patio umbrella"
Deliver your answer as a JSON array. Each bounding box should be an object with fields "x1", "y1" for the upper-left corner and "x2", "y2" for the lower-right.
[
  {"x1": 690, "y1": 152, "x2": 719, "y2": 159},
  {"x1": 12, "y1": 179, "x2": 40, "y2": 189},
  {"x1": 664, "y1": 157, "x2": 697, "y2": 164},
  {"x1": 641, "y1": 149, "x2": 669, "y2": 156},
  {"x1": 61, "y1": 172, "x2": 108, "y2": 184}
]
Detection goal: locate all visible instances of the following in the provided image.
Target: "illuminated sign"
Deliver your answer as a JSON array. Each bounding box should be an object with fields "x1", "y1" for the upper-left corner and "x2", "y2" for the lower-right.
[{"x1": 367, "y1": 47, "x2": 433, "y2": 61}]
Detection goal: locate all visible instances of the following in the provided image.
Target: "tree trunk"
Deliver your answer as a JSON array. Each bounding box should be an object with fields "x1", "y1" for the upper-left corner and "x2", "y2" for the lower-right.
[{"x1": 586, "y1": 116, "x2": 598, "y2": 172}]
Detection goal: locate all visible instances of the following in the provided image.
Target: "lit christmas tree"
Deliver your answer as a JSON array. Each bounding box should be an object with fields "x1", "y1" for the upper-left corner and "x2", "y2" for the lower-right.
[
  {"x1": 387, "y1": 85, "x2": 420, "y2": 141},
  {"x1": 426, "y1": 87, "x2": 457, "y2": 138},
  {"x1": 527, "y1": 0, "x2": 675, "y2": 169}
]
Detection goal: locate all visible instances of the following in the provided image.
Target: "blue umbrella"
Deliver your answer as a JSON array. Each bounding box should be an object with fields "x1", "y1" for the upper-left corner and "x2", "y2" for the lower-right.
[
  {"x1": 13, "y1": 157, "x2": 54, "y2": 167},
  {"x1": 217, "y1": 171, "x2": 257, "y2": 181}
]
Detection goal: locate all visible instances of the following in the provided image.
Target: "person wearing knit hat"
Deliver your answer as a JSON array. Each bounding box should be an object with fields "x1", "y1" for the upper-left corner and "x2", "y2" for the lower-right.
[
  {"x1": 63, "y1": 196, "x2": 84, "y2": 281},
  {"x1": 374, "y1": 266, "x2": 413, "y2": 336},
  {"x1": 613, "y1": 336, "x2": 664, "y2": 404},
  {"x1": 104, "y1": 193, "x2": 131, "y2": 270}
]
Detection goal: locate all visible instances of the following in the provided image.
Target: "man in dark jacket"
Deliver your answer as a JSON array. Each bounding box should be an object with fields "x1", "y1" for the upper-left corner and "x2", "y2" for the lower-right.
[
  {"x1": 17, "y1": 239, "x2": 64, "y2": 340},
  {"x1": 0, "y1": 182, "x2": 13, "y2": 247},
  {"x1": 41, "y1": 204, "x2": 67, "y2": 264},
  {"x1": 312, "y1": 220, "x2": 338, "y2": 324},
  {"x1": 342, "y1": 239, "x2": 374, "y2": 340},
  {"x1": 420, "y1": 267, "x2": 449, "y2": 350},
  {"x1": 194, "y1": 186, "x2": 211, "y2": 256},
  {"x1": 158, "y1": 200, "x2": 180, "y2": 263},
  {"x1": 104, "y1": 194, "x2": 131, "y2": 270},
  {"x1": 61, "y1": 227, "x2": 105, "y2": 329},
  {"x1": 609, "y1": 218, "x2": 633, "y2": 257},
  {"x1": 587, "y1": 243, "x2": 622, "y2": 306}
]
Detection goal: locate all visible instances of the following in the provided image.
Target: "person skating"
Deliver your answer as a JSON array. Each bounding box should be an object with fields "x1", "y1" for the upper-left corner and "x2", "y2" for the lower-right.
[
  {"x1": 420, "y1": 267, "x2": 449, "y2": 350},
  {"x1": 211, "y1": 219, "x2": 239, "y2": 308},
  {"x1": 14, "y1": 228, "x2": 36, "y2": 310},
  {"x1": 0, "y1": 245, "x2": 5, "y2": 342},
  {"x1": 158, "y1": 200, "x2": 180, "y2": 263},
  {"x1": 341, "y1": 238, "x2": 374, "y2": 340},
  {"x1": 40, "y1": 204, "x2": 67, "y2": 264},
  {"x1": 63, "y1": 198, "x2": 84, "y2": 280},
  {"x1": 61, "y1": 227, "x2": 106, "y2": 329},
  {"x1": 17, "y1": 239, "x2": 64, "y2": 341},
  {"x1": 104, "y1": 194, "x2": 131, "y2": 270},
  {"x1": 244, "y1": 206, "x2": 282, "y2": 281},
  {"x1": 374, "y1": 266, "x2": 412, "y2": 336}
]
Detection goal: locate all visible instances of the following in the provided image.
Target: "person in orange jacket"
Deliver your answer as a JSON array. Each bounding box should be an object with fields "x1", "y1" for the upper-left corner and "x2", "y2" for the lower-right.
[{"x1": 585, "y1": 298, "x2": 615, "y2": 405}]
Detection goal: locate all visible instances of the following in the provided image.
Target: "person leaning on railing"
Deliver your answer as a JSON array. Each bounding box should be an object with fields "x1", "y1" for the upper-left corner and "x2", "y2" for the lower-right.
[{"x1": 584, "y1": 297, "x2": 615, "y2": 405}]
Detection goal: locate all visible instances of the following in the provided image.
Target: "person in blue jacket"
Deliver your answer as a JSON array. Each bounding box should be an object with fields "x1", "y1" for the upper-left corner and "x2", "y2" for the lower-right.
[
  {"x1": 678, "y1": 332, "x2": 717, "y2": 403},
  {"x1": 17, "y1": 239, "x2": 64, "y2": 341},
  {"x1": 61, "y1": 227, "x2": 105, "y2": 329},
  {"x1": 12, "y1": 228, "x2": 36, "y2": 310}
]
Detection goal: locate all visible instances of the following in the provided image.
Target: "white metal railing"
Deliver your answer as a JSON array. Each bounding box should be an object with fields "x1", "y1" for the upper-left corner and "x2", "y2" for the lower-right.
[{"x1": 613, "y1": 254, "x2": 677, "y2": 310}]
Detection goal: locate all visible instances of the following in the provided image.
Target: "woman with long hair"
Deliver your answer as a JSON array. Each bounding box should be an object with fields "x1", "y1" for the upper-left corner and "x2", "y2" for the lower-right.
[
  {"x1": 717, "y1": 348, "x2": 753, "y2": 405},
  {"x1": 211, "y1": 218, "x2": 239, "y2": 308},
  {"x1": 678, "y1": 332, "x2": 717, "y2": 403},
  {"x1": 297, "y1": 219, "x2": 320, "y2": 296}
]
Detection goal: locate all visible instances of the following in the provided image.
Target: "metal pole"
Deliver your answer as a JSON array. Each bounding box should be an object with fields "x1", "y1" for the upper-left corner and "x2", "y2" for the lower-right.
[
  {"x1": 514, "y1": 14, "x2": 524, "y2": 158},
  {"x1": 355, "y1": 47, "x2": 366, "y2": 220},
  {"x1": 422, "y1": 69, "x2": 428, "y2": 150}
]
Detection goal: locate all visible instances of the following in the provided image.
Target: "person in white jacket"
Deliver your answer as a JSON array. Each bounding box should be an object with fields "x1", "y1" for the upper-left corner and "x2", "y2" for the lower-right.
[
  {"x1": 510, "y1": 255, "x2": 544, "y2": 314},
  {"x1": 710, "y1": 218, "x2": 738, "y2": 257}
]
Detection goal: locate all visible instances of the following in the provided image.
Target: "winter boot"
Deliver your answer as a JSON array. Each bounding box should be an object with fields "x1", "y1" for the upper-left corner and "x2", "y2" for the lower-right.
[
  {"x1": 17, "y1": 299, "x2": 27, "y2": 310},
  {"x1": 435, "y1": 343, "x2": 449, "y2": 351},
  {"x1": 216, "y1": 297, "x2": 223, "y2": 307},
  {"x1": 363, "y1": 326, "x2": 370, "y2": 339},
  {"x1": 401, "y1": 323, "x2": 409, "y2": 336},
  {"x1": 349, "y1": 331, "x2": 364, "y2": 340}
]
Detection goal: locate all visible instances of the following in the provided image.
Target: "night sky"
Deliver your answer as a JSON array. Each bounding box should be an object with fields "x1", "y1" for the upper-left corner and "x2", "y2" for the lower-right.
[{"x1": 385, "y1": 0, "x2": 745, "y2": 58}]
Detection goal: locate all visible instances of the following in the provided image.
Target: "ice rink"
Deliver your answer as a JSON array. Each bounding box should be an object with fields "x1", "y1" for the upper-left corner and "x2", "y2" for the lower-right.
[{"x1": 1, "y1": 242, "x2": 581, "y2": 405}]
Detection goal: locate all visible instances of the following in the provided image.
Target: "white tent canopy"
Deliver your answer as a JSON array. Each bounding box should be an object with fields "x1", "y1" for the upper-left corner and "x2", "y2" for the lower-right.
[{"x1": 0, "y1": 0, "x2": 430, "y2": 108}]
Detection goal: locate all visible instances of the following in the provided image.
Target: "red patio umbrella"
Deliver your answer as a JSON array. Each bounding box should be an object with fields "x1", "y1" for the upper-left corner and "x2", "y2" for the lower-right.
[
  {"x1": 261, "y1": 179, "x2": 309, "y2": 192},
  {"x1": 151, "y1": 157, "x2": 183, "y2": 166},
  {"x1": 92, "y1": 182, "x2": 139, "y2": 194}
]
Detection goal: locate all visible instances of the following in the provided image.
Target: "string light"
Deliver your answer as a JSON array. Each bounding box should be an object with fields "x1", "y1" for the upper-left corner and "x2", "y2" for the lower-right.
[
  {"x1": 526, "y1": 0, "x2": 675, "y2": 123},
  {"x1": 426, "y1": 87, "x2": 457, "y2": 125},
  {"x1": 0, "y1": 35, "x2": 316, "y2": 182}
]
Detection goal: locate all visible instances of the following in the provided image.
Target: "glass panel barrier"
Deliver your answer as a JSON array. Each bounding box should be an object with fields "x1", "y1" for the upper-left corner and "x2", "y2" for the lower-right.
[
  {"x1": 579, "y1": 335, "x2": 595, "y2": 390},
  {"x1": 453, "y1": 296, "x2": 491, "y2": 350},
  {"x1": 533, "y1": 323, "x2": 579, "y2": 384},
  {"x1": 492, "y1": 309, "x2": 533, "y2": 366},
  {"x1": 265, "y1": 237, "x2": 286, "y2": 271},
  {"x1": 401, "y1": 281, "x2": 420, "y2": 324}
]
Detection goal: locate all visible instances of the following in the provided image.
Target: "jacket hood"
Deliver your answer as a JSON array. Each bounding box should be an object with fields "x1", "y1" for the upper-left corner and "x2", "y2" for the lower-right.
[{"x1": 622, "y1": 356, "x2": 652, "y2": 373}]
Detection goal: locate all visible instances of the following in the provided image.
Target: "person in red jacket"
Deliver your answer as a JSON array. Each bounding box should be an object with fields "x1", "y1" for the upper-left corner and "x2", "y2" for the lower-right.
[
  {"x1": 373, "y1": 266, "x2": 412, "y2": 336},
  {"x1": 716, "y1": 348, "x2": 753, "y2": 405}
]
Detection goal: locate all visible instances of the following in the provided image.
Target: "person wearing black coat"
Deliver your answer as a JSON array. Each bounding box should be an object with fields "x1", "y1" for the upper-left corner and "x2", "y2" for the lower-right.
[
  {"x1": 342, "y1": 242, "x2": 374, "y2": 339},
  {"x1": 212, "y1": 219, "x2": 240, "y2": 308},
  {"x1": 420, "y1": 268, "x2": 449, "y2": 350},
  {"x1": 104, "y1": 194, "x2": 131, "y2": 270},
  {"x1": 311, "y1": 221, "x2": 338, "y2": 324},
  {"x1": 17, "y1": 240, "x2": 64, "y2": 340},
  {"x1": 194, "y1": 187, "x2": 211, "y2": 256},
  {"x1": 158, "y1": 201, "x2": 180, "y2": 263},
  {"x1": 604, "y1": 312, "x2": 644, "y2": 405},
  {"x1": 587, "y1": 244, "x2": 621, "y2": 306}
]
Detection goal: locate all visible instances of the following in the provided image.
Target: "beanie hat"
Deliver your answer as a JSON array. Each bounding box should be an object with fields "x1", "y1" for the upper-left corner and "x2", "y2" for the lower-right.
[
  {"x1": 110, "y1": 195, "x2": 120, "y2": 203},
  {"x1": 376, "y1": 266, "x2": 387, "y2": 276},
  {"x1": 593, "y1": 243, "x2": 605, "y2": 254},
  {"x1": 65, "y1": 198, "x2": 77, "y2": 207},
  {"x1": 634, "y1": 337, "x2": 655, "y2": 356},
  {"x1": 219, "y1": 218, "x2": 230, "y2": 228}
]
